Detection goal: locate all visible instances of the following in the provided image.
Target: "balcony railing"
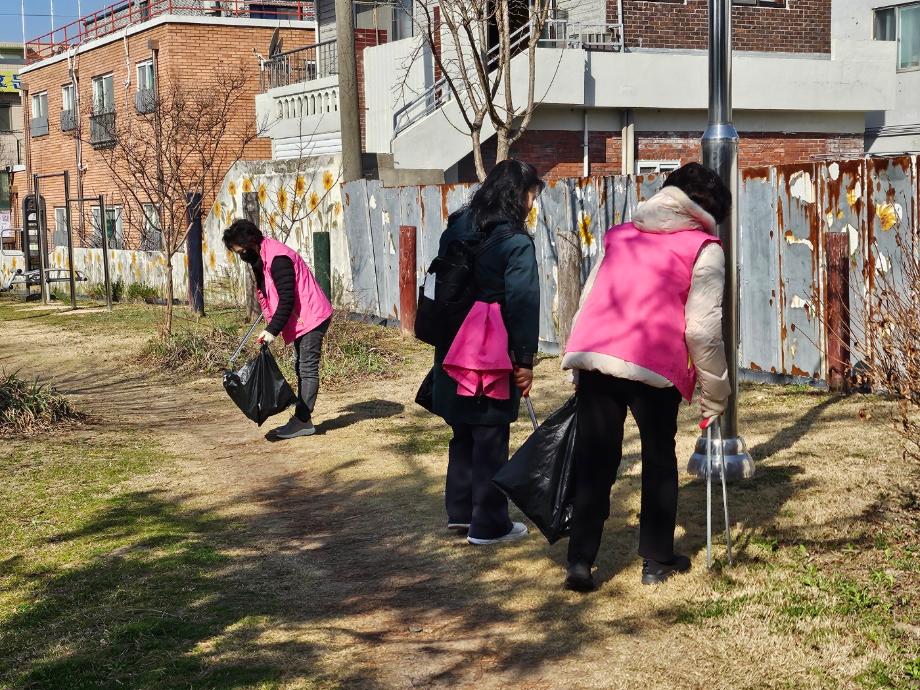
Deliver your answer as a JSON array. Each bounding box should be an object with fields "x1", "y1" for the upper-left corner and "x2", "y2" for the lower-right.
[
  {"x1": 90, "y1": 111, "x2": 116, "y2": 148},
  {"x1": 540, "y1": 20, "x2": 624, "y2": 52},
  {"x1": 260, "y1": 39, "x2": 337, "y2": 92},
  {"x1": 30, "y1": 117, "x2": 49, "y2": 138},
  {"x1": 60, "y1": 109, "x2": 78, "y2": 132},
  {"x1": 26, "y1": 0, "x2": 315, "y2": 63},
  {"x1": 135, "y1": 89, "x2": 157, "y2": 114}
]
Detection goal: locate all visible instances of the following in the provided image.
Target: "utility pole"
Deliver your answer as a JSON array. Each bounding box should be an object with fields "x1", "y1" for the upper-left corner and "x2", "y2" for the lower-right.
[
  {"x1": 336, "y1": 0, "x2": 362, "y2": 181},
  {"x1": 688, "y1": 0, "x2": 755, "y2": 481}
]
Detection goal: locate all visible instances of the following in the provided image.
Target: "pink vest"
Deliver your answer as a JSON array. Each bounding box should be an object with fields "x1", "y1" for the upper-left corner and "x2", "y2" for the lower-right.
[
  {"x1": 565, "y1": 223, "x2": 719, "y2": 400},
  {"x1": 257, "y1": 237, "x2": 334, "y2": 344},
  {"x1": 443, "y1": 301, "x2": 513, "y2": 400}
]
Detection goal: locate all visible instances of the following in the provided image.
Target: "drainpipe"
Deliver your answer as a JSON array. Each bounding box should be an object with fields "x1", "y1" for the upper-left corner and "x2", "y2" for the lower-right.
[
  {"x1": 620, "y1": 109, "x2": 634, "y2": 176},
  {"x1": 582, "y1": 110, "x2": 589, "y2": 177},
  {"x1": 687, "y1": 0, "x2": 755, "y2": 481}
]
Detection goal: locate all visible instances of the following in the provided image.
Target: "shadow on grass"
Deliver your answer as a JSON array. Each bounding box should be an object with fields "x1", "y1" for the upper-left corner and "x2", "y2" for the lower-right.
[{"x1": 0, "y1": 389, "x2": 856, "y2": 689}]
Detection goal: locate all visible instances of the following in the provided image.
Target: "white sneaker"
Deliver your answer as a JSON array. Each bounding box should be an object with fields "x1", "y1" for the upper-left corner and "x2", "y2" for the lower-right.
[
  {"x1": 447, "y1": 522, "x2": 471, "y2": 533},
  {"x1": 467, "y1": 522, "x2": 528, "y2": 545},
  {"x1": 272, "y1": 416, "x2": 317, "y2": 439}
]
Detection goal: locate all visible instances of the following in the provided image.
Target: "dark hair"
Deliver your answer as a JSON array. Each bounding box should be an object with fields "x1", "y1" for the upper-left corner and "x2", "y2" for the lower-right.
[
  {"x1": 466, "y1": 159, "x2": 545, "y2": 233},
  {"x1": 662, "y1": 162, "x2": 732, "y2": 224},
  {"x1": 223, "y1": 219, "x2": 264, "y2": 252}
]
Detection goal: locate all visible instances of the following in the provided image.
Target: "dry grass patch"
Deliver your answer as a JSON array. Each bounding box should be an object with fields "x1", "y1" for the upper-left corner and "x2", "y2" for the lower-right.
[{"x1": 0, "y1": 371, "x2": 85, "y2": 436}]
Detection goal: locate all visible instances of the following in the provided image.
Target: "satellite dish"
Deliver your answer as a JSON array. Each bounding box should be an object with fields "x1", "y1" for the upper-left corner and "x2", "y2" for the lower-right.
[{"x1": 268, "y1": 28, "x2": 282, "y2": 57}]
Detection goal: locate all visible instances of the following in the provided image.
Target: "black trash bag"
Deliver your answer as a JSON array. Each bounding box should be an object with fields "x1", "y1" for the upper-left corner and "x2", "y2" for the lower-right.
[
  {"x1": 415, "y1": 366, "x2": 435, "y2": 414},
  {"x1": 222, "y1": 346, "x2": 296, "y2": 426},
  {"x1": 492, "y1": 395, "x2": 577, "y2": 544}
]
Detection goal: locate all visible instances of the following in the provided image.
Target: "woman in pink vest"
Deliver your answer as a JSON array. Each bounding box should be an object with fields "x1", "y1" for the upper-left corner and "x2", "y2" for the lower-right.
[
  {"x1": 223, "y1": 220, "x2": 334, "y2": 439},
  {"x1": 560, "y1": 163, "x2": 731, "y2": 592}
]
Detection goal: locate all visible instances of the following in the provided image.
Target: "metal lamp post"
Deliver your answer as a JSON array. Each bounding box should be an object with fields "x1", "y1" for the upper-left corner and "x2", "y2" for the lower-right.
[{"x1": 688, "y1": 0, "x2": 755, "y2": 481}]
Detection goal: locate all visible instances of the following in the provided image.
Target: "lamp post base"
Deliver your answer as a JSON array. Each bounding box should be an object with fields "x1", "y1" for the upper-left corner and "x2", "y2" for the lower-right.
[{"x1": 688, "y1": 434, "x2": 755, "y2": 481}]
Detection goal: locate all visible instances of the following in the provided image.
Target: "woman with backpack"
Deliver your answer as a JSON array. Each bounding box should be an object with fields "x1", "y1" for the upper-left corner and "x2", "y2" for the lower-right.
[
  {"x1": 560, "y1": 162, "x2": 732, "y2": 591},
  {"x1": 431, "y1": 159, "x2": 543, "y2": 546},
  {"x1": 223, "y1": 219, "x2": 334, "y2": 439}
]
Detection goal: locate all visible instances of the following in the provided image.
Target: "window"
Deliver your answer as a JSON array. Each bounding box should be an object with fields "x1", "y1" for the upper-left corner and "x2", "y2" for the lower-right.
[
  {"x1": 874, "y1": 3, "x2": 920, "y2": 70},
  {"x1": 60, "y1": 83, "x2": 78, "y2": 131},
  {"x1": 30, "y1": 91, "x2": 48, "y2": 137},
  {"x1": 61, "y1": 83, "x2": 76, "y2": 111},
  {"x1": 393, "y1": 0, "x2": 414, "y2": 40},
  {"x1": 0, "y1": 104, "x2": 11, "y2": 132},
  {"x1": 91, "y1": 205, "x2": 122, "y2": 249},
  {"x1": 636, "y1": 160, "x2": 680, "y2": 175},
  {"x1": 141, "y1": 203, "x2": 162, "y2": 251},
  {"x1": 31, "y1": 91, "x2": 48, "y2": 119},
  {"x1": 874, "y1": 7, "x2": 896, "y2": 40},
  {"x1": 54, "y1": 207, "x2": 68, "y2": 247},
  {"x1": 901, "y1": 4, "x2": 920, "y2": 69},
  {"x1": 137, "y1": 60, "x2": 155, "y2": 92},
  {"x1": 0, "y1": 173, "x2": 9, "y2": 211},
  {"x1": 92, "y1": 74, "x2": 114, "y2": 114}
]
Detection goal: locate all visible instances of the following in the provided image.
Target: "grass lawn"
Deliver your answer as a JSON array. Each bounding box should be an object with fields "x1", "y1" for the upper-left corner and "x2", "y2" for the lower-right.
[{"x1": 0, "y1": 297, "x2": 918, "y2": 689}]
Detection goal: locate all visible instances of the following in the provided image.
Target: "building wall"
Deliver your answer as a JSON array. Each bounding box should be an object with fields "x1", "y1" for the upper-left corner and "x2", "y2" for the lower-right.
[
  {"x1": 614, "y1": 0, "x2": 832, "y2": 53},
  {"x1": 21, "y1": 20, "x2": 313, "y2": 249},
  {"x1": 833, "y1": 0, "x2": 920, "y2": 154},
  {"x1": 355, "y1": 29, "x2": 388, "y2": 150},
  {"x1": 459, "y1": 129, "x2": 864, "y2": 180}
]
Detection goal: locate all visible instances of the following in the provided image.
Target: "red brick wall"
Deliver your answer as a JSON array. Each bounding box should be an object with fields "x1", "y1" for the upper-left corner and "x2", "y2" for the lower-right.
[
  {"x1": 458, "y1": 130, "x2": 864, "y2": 181},
  {"x1": 355, "y1": 28, "x2": 388, "y2": 151},
  {"x1": 22, "y1": 21, "x2": 313, "y2": 247},
  {"x1": 614, "y1": 0, "x2": 831, "y2": 54}
]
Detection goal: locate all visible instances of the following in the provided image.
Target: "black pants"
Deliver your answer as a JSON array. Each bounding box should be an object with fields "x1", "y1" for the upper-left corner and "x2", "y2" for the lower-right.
[
  {"x1": 567, "y1": 371, "x2": 683, "y2": 566},
  {"x1": 293, "y1": 317, "x2": 331, "y2": 423},
  {"x1": 445, "y1": 423, "x2": 513, "y2": 540}
]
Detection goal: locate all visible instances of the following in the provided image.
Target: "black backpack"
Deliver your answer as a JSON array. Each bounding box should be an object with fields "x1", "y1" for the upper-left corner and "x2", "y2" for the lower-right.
[{"x1": 415, "y1": 229, "x2": 513, "y2": 347}]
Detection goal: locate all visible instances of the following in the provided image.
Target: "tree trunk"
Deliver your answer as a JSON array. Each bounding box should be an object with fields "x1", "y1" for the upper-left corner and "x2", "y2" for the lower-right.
[
  {"x1": 555, "y1": 229, "x2": 581, "y2": 349},
  {"x1": 495, "y1": 128, "x2": 511, "y2": 165},
  {"x1": 242, "y1": 191, "x2": 263, "y2": 320},
  {"x1": 164, "y1": 258, "x2": 175, "y2": 335},
  {"x1": 471, "y1": 129, "x2": 487, "y2": 182}
]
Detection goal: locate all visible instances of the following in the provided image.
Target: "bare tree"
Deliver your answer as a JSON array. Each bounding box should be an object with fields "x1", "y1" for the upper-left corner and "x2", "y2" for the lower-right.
[
  {"x1": 406, "y1": 0, "x2": 555, "y2": 181},
  {"x1": 89, "y1": 65, "x2": 261, "y2": 333},
  {"x1": 856, "y1": 230, "x2": 920, "y2": 465}
]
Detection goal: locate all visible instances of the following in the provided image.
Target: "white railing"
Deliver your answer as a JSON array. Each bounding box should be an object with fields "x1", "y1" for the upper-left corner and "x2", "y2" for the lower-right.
[
  {"x1": 393, "y1": 21, "x2": 532, "y2": 137},
  {"x1": 540, "y1": 20, "x2": 624, "y2": 51},
  {"x1": 275, "y1": 83, "x2": 340, "y2": 122},
  {"x1": 392, "y1": 19, "x2": 624, "y2": 138}
]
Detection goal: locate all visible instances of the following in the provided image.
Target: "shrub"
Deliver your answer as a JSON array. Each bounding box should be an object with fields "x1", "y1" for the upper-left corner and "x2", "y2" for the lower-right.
[
  {"x1": 125, "y1": 283, "x2": 160, "y2": 304},
  {"x1": 0, "y1": 372, "x2": 84, "y2": 435},
  {"x1": 87, "y1": 279, "x2": 124, "y2": 303}
]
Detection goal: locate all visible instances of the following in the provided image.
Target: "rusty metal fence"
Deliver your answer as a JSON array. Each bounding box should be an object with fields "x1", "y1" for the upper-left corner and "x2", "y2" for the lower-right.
[{"x1": 341, "y1": 156, "x2": 918, "y2": 383}]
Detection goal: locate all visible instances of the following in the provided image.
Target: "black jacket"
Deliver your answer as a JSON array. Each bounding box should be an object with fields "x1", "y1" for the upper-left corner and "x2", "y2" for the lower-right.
[{"x1": 431, "y1": 209, "x2": 541, "y2": 426}]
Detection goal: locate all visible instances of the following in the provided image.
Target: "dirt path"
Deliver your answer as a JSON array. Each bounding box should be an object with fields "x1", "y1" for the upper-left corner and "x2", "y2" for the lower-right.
[{"x1": 2, "y1": 305, "x2": 916, "y2": 690}]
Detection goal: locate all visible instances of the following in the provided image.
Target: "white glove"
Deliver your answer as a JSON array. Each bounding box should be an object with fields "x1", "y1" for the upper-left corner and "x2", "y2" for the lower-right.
[
  {"x1": 256, "y1": 330, "x2": 275, "y2": 345},
  {"x1": 700, "y1": 395, "x2": 727, "y2": 421}
]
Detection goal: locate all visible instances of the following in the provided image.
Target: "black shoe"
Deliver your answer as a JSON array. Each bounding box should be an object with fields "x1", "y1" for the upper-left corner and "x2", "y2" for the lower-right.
[
  {"x1": 641, "y1": 554, "x2": 691, "y2": 585},
  {"x1": 564, "y1": 562, "x2": 595, "y2": 592}
]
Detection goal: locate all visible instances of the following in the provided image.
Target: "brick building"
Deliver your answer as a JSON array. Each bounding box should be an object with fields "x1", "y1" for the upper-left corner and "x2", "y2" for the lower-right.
[
  {"x1": 18, "y1": 0, "x2": 314, "y2": 251},
  {"x1": 257, "y1": 0, "x2": 896, "y2": 182}
]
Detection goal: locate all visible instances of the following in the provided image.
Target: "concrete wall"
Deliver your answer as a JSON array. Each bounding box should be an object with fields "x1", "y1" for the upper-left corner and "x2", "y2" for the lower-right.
[
  {"x1": 391, "y1": 40, "x2": 896, "y2": 171},
  {"x1": 0, "y1": 156, "x2": 349, "y2": 306},
  {"x1": 363, "y1": 37, "x2": 432, "y2": 153}
]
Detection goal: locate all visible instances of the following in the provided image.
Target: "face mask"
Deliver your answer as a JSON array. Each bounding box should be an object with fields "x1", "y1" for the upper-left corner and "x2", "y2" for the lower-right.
[{"x1": 240, "y1": 249, "x2": 259, "y2": 264}]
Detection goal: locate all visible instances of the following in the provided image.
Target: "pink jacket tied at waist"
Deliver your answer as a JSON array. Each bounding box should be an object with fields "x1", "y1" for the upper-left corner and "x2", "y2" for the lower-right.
[{"x1": 443, "y1": 301, "x2": 513, "y2": 400}]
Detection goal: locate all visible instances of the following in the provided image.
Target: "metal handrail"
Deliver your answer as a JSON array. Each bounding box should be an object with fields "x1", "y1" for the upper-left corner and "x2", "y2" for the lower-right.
[
  {"x1": 27, "y1": 0, "x2": 314, "y2": 63},
  {"x1": 259, "y1": 38, "x2": 338, "y2": 92},
  {"x1": 392, "y1": 20, "x2": 533, "y2": 137}
]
